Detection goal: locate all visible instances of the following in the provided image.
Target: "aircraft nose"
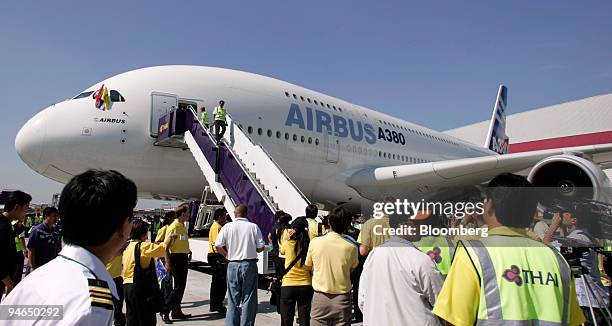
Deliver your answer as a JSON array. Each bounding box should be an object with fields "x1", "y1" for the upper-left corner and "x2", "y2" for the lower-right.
[{"x1": 15, "y1": 109, "x2": 48, "y2": 171}]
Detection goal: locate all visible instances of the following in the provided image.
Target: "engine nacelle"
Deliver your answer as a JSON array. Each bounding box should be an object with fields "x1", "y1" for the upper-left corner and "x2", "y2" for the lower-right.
[{"x1": 527, "y1": 154, "x2": 611, "y2": 202}]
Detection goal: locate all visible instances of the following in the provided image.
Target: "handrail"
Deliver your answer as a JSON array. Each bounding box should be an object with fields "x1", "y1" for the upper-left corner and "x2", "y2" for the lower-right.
[
  {"x1": 186, "y1": 108, "x2": 278, "y2": 209},
  {"x1": 257, "y1": 144, "x2": 311, "y2": 204},
  {"x1": 222, "y1": 113, "x2": 310, "y2": 204}
]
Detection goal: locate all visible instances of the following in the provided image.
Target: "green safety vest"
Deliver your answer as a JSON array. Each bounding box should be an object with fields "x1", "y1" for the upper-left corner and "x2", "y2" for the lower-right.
[
  {"x1": 603, "y1": 239, "x2": 612, "y2": 253},
  {"x1": 214, "y1": 106, "x2": 226, "y2": 121},
  {"x1": 200, "y1": 111, "x2": 209, "y2": 124},
  {"x1": 15, "y1": 236, "x2": 23, "y2": 251},
  {"x1": 462, "y1": 236, "x2": 573, "y2": 325},
  {"x1": 415, "y1": 236, "x2": 455, "y2": 275}
]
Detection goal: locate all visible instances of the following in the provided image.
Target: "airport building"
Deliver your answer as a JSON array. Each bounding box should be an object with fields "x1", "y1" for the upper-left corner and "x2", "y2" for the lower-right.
[{"x1": 445, "y1": 92, "x2": 612, "y2": 178}]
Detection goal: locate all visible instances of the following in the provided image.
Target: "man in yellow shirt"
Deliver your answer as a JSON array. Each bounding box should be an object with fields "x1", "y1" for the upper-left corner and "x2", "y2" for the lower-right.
[
  {"x1": 305, "y1": 211, "x2": 359, "y2": 325},
  {"x1": 154, "y1": 211, "x2": 175, "y2": 323},
  {"x1": 163, "y1": 204, "x2": 192, "y2": 321},
  {"x1": 123, "y1": 219, "x2": 176, "y2": 325},
  {"x1": 154, "y1": 212, "x2": 175, "y2": 244},
  {"x1": 433, "y1": 173, "x2": 585, "y2": 326},
  {"x1": 357, "y1": 214, "x2": 390, "y2": 256},
  {"x1": 305, "y1": 204, "x2": 325, "y2": 240},
  {"x1": 207, "y1": 208, "x2": 228, "y2": 314}
]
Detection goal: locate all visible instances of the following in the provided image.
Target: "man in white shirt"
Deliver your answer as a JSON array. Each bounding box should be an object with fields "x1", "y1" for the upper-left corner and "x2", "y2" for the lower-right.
[
  {"x1": 215, "y1": 204, "x2": 265, "y2": 326},
  {"x1": 0, "y1": 170, "x2": 136, "y2": 326},
  {"x1": 358, "y1": 214, "x2": 444, "y2": 326}
]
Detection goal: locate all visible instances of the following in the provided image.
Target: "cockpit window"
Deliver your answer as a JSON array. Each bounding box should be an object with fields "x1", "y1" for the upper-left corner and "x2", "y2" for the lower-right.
[
  {"x1": 110, "y1": 90, "x2": 125, "y2": 102},
  {"x1": 73, "y1": 91, "x2": 94, "y2": 99}
]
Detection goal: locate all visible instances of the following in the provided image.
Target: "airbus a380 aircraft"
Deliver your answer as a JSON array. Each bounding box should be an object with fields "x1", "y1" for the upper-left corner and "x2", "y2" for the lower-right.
[{"x1": 15, "y1": 66, "x2": 612, "y2": 210}]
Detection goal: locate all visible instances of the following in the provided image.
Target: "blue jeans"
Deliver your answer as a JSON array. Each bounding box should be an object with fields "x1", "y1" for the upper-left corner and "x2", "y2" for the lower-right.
[{"x1": 226, "y1": 261, "x2": 258, "y2": 326}]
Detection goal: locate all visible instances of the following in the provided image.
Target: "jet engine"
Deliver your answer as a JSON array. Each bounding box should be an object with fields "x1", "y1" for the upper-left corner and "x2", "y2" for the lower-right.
[{"x1": 528, "y1": 154, "x2": 611, "y2": 202}]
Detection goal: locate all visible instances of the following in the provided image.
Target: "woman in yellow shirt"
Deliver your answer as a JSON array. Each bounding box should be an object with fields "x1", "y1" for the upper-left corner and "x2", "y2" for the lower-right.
[
  {"x1": 279, "y1": 217, "x2": 313, "y2": 326},
  {"x1": 123, "y1": 219, "x2": 176, "y2": 326},
  {"x1": 269, "y1": 211, "x2": 291, "y2": 308}
]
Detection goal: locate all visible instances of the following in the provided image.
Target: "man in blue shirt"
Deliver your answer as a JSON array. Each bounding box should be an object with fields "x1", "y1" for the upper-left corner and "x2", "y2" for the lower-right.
[{"x1": 27, "y1": 207, "x2": 61, "y2": 270}]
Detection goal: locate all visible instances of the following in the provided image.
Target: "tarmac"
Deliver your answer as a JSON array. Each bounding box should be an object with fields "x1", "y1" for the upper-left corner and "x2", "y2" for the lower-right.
[{"x1": 153, "y1": 263, "x2": 364, "y2": 326}]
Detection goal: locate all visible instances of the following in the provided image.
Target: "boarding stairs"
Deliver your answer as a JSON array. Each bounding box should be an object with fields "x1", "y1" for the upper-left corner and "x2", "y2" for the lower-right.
[{"x1": 155, "y1": 107, "x2": 311, "y2": 243}]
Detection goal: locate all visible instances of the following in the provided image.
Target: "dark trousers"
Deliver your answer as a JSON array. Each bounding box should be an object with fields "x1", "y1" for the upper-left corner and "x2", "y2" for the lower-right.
[
  {"x1": 271, "y1": 256, "x2": 285, "y2": 309},
  {"x1": 14, "y1": 251, "x2": 24, "y2": 284},
  {"x1": 350, "y1": 256, "x2": 365, "y2": 320},
  {"x1": 160, "y1": 264, "x2": 173, "y2": 313},
  {"x1": 165, "y1": 253, "x2": 188, "y2": 314},
  {"x1": 125, "y1": 283, "x2": 156, "y2": 326},
  {"x1": 208, "y1": 253, "x2": 227, "y2": 309},
  {"x1": 280, "y1": 285, "x2": 313, "y2": 326},
  {"x1": 113, "y1": 276, "x2": 126, "y2": 325},
  {"x1": 213, "y1": 120, "x2": 226, "y2": 141}
]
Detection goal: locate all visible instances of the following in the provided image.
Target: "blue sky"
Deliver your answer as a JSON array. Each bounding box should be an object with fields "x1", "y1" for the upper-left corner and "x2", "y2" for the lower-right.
[{"x1": 1, "y1": 1, "x2": 611, "y2": 206}]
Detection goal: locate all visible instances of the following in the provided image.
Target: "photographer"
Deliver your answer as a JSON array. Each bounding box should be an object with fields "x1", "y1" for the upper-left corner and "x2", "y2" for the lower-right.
[{"x1": 546, "y1": 205, "x2": 610, "y2": 323}]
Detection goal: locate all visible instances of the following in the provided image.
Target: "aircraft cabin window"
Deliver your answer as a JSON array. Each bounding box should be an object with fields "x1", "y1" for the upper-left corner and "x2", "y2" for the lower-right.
[
  {"x1": 285, "y1": 132, "x2": 290, "y2": 140},
  {"x1": 308, "y1": 137, "x2": 312, "y2": 144},
  {"x1": 307, "y1": 98, "x2": 311, "y2": 103},
  {"x1": 327, "y1": 104, "x2": 331, "y2": 109},
  {"x1": 276, "y1": 131, "x2": 281, "y2": 138},
  {"x1": 285, "y1": 91, "x2": 290, "y2": 97},
  {"x1": 267, "y1": 129, "x2": 272, "y2": 137},
  {"x1": 248, "y1": 126, "x2": 253, "y2": 134},
  {"x1": 293, "y1": 94, "x2": 297, "y2": 99},
  {"x1": 338, "y1": 107, "x2": 342, "y2": 112},
  {"x1": 314, "y1": 100, "x2": 318, "y2": 105},
  {"x1": 300, "y1": 135, "x2": 305, "y2": 143},
  {"x1": 110, "y1": 90, "x2": 125, "y2": 102},
  {"x1": 73, "y1": 91, "x2": 94, "y2": 99},
  {"x1": 257, "y1": 128, "x2": 263, "y2": 136},
  {"x1": 315, "y1": 138, "x2": 319, "y2": 146},
  {"x1": 300, "y1": 96, "x2": 305, "y2": 101},
  {"x1": 293, "y1": 134, "x2": 298, "y2": 142}
]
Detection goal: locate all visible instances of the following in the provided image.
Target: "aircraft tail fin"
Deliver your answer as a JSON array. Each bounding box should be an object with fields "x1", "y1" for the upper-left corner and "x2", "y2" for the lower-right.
[{"x1": 484, "y1": 85, "x2": 509, "y2": 154}]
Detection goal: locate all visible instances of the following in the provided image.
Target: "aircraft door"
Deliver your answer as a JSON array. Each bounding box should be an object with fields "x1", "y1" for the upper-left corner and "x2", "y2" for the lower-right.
[
  {"x1": 325, "y1": 133, "x2": 339, "y2": 163},
  {"x1": 150, "y1": 92, "x2": 178, "y2": 137}
]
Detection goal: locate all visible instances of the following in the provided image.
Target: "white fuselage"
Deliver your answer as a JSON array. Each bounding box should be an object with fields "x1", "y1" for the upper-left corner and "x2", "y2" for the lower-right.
[{"x1": 16, "y1": 66, "x2": 494, "y2": 208}]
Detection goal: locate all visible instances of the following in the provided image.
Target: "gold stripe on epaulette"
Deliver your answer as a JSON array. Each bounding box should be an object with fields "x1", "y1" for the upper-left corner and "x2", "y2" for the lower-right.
[
  {"x1": 90, "y1": 296, "x2": 114, "y2": 306},
  {"x1": 89, "y1": 285, "x2": 111, "y2": 294},
  {"x1": 90, "y1": 291, "x2": 113, "y2": 300},
  {"x1": 89, "y1": 288, "x2": 113, "y2": 296}
]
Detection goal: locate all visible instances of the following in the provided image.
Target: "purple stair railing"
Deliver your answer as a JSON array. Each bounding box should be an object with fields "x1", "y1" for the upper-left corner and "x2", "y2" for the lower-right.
[{"x1": 158, "y1": 109, "x2": 276, "y2": 240}]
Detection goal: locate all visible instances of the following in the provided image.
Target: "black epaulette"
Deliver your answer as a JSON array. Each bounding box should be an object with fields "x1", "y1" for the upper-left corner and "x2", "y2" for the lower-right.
[{"x1": 87, "y1": 279, "x2": 114, "y2": 310}]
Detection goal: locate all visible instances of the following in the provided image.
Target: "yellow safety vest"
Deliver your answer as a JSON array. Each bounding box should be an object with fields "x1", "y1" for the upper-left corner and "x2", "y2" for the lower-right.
[
  {"x1": 200, "y1": 111, "x2": 209, "y2": 124},
  {"x1": 214, "y1": 106, "x2": 226, "y2": 122},
  {"x1": 463, "y1": 236, "x2": 573, "y2": 325},
  {"x1": 415, "y1": 236, "x2": 455, "y2": 275}
]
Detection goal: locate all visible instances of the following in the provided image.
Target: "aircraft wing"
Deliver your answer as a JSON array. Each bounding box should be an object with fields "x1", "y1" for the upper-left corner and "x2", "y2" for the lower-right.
[{"x1": 345, "y1": 144, "x2": 612, "y2": 201}]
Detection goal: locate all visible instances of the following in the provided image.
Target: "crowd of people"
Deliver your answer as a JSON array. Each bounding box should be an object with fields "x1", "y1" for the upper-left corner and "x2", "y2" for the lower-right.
[{"x1": 1, "y1": 169, "x2": 612, "y2": 326}]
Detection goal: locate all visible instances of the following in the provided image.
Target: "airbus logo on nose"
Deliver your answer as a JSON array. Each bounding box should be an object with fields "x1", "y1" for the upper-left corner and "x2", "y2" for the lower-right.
[{"x1": 94, "y1": 117, "x2": 126, "y2": 124}]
